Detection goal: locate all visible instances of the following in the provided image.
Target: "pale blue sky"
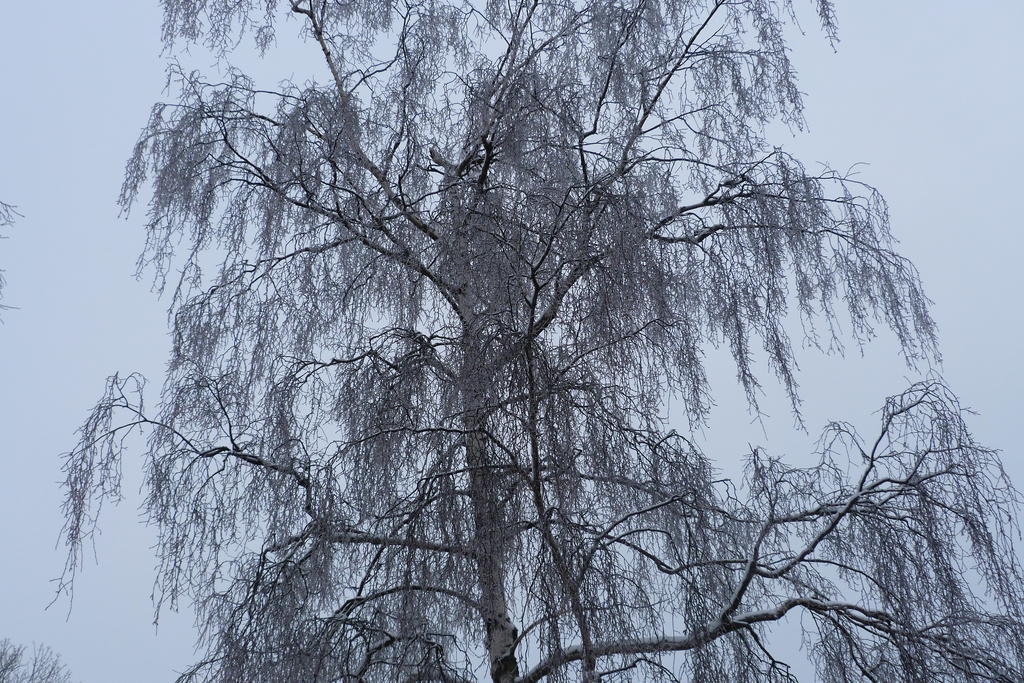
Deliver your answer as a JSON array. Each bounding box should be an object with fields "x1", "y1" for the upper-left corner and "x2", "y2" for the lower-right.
[{"x1": 1, "y1": 2, "x2": 1021, "y2": 681}]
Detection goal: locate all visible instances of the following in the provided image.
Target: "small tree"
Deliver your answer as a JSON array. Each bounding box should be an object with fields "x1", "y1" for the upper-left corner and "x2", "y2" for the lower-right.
[
  {"x1": 0, "y1": 639, "x2": 73, "y2": 683},
  {"x1": 0, "y1": 200, "x2": 17, "y2": 311},
  {"x1": 63, "y1": 1, "x2": 1024, "y2": 681}
]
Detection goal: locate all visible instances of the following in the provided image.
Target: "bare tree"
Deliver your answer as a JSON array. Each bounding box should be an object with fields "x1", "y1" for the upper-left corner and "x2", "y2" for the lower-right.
[
  {"x1": 0, "y1": 200, "x2": 17, "y2": 312},
  {"x1": 0, "y1": 639, "x2": 73, "y2": 683},
  {"x1": 62, "y1": 1, "x2": 1024, "y2": 681}
]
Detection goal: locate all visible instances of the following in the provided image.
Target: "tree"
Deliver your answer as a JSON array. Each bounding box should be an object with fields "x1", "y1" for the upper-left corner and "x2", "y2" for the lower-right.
[
  {"x1": 0, "y1": 200, "x2": 16, "y2": 312},
  {"x1": 61, "y1": 1, "x2": 1024, "y2": 681},
  {"x1": 0, "y1": 639, "x2": 74, "y2": 683}
]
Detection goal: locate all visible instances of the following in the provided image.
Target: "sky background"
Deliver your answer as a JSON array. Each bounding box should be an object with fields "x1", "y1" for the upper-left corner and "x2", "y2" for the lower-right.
[{"x1": 1, "y1": 2, "x2": 1022, "y2": 681}]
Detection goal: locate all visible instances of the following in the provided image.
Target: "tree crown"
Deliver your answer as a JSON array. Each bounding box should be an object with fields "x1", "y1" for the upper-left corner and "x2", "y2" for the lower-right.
[{"x1": 62, "y1": 1, "x2": 1024, "y2": 681}]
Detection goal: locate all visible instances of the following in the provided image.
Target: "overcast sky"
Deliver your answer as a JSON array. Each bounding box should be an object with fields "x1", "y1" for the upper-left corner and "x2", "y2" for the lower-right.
[{"x1": 1, "y1": 2, "x2": 1022, "y2": 682}]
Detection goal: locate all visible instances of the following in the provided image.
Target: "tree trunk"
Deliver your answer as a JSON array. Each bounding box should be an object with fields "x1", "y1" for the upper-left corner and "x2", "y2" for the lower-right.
[
  {"x1": 461, "y1": 314, "x2": 521, "y2": 681},
  {"x1": 465, "y1": 420, "x2": 520, "y2": 681}
]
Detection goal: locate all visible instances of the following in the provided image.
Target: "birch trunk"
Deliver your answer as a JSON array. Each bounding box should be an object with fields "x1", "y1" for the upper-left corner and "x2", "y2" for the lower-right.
[{"x1": 461, "y1": 319, "x2": 520, "y2": 681}]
